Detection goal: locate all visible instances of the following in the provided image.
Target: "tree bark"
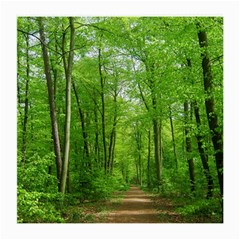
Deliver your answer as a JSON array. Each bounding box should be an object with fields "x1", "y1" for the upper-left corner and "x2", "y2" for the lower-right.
[
  {"x1": 72, "y1": 80, "x2": 90, "y2": 160},
  {"x1": 147, "y1": 130, "x2": 151, "y2": 188},
  {"x1": 184, "y1": 100, "x2": 195, "y2": 192},
  {"x1": 145, "y1": 61, "x2": 162, "y2": 191},
  {"x1": 151, "y1": 81, "x2": 162, "y2": 190},
  {"x1": 186, "y1": 57, "x2": 213, "y2": 198},
  {"x1": 108, "y1": 89, "x2": 118, "y2": 174},
  {"x1": 49, "y1": 32, "x2": 59, "y2": 102},
  {"x1": 135, "y1": 129, "x2": 142, "y2": 186},
  {"x1": 94, "y1": 96, "x2": 100, "y2": 165},
  {"x1": 60, "y1": 17, "x2": 75, "y2": 193},
  {"x1": 153, "y1": 118, "x2": 161, "y2": 190},
  {"x1": 21, "y1": 33, "x2": 30, "y2": 164},
  {"x1": 169, "y1": 106, "x2": 178, "y2": 169},
  {"x1": 98, "y1": 48, "x2": 108, "y2": 174},
  {"x1": 193, "y1": 100, "x2": 214, "y2": 198},
  {"x1": 197, "y1": 24, "x2": 223, "y2": 197},
  {"x1": 38, "y1": 17, "x2": 62, "y2": 191}
]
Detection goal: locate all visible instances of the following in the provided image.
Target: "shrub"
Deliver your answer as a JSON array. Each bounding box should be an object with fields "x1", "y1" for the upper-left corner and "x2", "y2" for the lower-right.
[
  {"x1": 176, "y1": 198, "x2": 222, "y2": 217},
  {"x1": 17, "y1": 186, "x2": 64, "y2": 223}
]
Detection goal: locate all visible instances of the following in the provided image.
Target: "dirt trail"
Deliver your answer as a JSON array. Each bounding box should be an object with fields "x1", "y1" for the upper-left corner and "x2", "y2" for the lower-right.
[{"x1": 105, "y1": 185, "x2": 159, "y2": 223}]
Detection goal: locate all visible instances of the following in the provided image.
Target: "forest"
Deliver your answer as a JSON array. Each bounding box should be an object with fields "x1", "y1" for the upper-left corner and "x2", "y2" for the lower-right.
[{"x1": 17, "y1": 16, "x2": 223, "y2": 223}]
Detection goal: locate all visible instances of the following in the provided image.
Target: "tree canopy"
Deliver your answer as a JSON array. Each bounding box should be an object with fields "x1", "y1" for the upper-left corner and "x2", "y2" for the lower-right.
[{"x1": 17, "y1": 16, "x2": 223, "y2": 223}]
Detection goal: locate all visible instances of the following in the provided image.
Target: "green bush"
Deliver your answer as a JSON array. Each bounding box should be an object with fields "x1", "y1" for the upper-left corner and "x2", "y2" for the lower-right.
[
  {"x1": 18, "y1": 153, "x2": 58, "y2": 193},
  {"x1": 176, "y1": 198, "x2": 222, "y2": 217},
  {"x1": 75, "y1": 171, "x2": 129, "y2": 201},
  {"x1": 17, "y1": 186, "x2": 64, "y2": 223}
]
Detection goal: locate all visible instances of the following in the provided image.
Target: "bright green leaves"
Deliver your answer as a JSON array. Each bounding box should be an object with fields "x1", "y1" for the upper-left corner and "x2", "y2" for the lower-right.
[
  {"x1": 17, "y1": 16, "x2": 223, "y2": 222},
  {"x1": 18, "y1": 153, "x2": 57, "y2": 192},
  {"x1": 17, "y1": 187, "x2": 65, "y2": 223}
]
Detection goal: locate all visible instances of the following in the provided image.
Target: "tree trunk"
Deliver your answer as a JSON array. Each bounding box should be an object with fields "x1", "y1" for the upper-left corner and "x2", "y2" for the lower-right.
[
  {"x1": 108, "y1": 89, "x2": 118, "y2": 174},
  {"x1": 159, "y1": 117, "x2": 163, "y2": 177},
  {"x1": 136, "y1": 130, "x2": 142, "y2": 186},
  {"x1": 144, "y1": 61, "x2": 162, "y2": 190},
  {"x1": 153, "y1": 118, "x2": 161, "y2": 190},
  {"x1": 98, "y1": 48, "x2": 108, "y2": 174},
  {"x1": 197, "y1": 24, "x2": 223, "y2": 197},
  {"x1": 38, "y1": 17, "x2": 62, "y2": 191},
  {"x1": 21, "y1": 33, "x2": 30, "y2": 164},
  {"x1": 169, "y1": 106, "x2": 178, "y2": 169},
  {"x1": 17, "y1": 45, "x2": 21, "y2": 108},
  {"x1": 147, "y1": 130, "x2": 151, "y2": 188},
  {"x1": 193, "y1": 100, "x2": 214, "y2": 198},
  {"x1": 184, "y1": 100, "x2": 195, "y2": 192},
  {"x1": 186, "y1": 57, "x2": 213, "y2": 198},
  {"x1": 110, "y1": 130, "x2": 116, "y2": 174},
  {"x1": 72, "y1": 80, "x2": 90, "y2": 160},
  {"x1": 94, "y1": 97, "x2": 100, "y2": 165},
  {"x1": 151, "y1": 83, "x2": 162, "y2": 191},
  {"x1": 60, "y1": 17, "x2": 75, "y2": 193}
]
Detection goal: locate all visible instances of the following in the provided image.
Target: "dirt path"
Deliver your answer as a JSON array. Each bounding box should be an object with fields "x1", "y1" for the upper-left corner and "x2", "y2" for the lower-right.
[{"x1": 105, "y1": 185, "x2": 159, "y2": 223}]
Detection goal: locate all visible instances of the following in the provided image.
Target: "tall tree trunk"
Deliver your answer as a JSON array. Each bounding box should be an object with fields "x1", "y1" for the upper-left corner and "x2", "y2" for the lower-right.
[
  {"x1": 108, "y1": 89, "x2": 118, "y2": 174},
  {"x1": 98, "y1": 48, "x2": 108, "y2": 174},
  {"x1": 159, "y1": 117, "x2": 163, "y2": 177},
  {"x1": 94, "y1": 97, "x2": 100, "y2": 165},
  {"x1": 21, "y1": 33, "x2": 30, "y2": 164},
  {"x1": 110, "y1": 130, "x2": 116, "y2": 174},
  {"x1": 197, "y1": 24, "x2": 223, "y2": 197},
  {"x1": 53, "y1": 33, "x2": 59, "y2": 100},
  {"x1": 72, "y1": 81, "x2": 90, "y2": 160},
  {"x1": 60, "y1": 17, "x2": 75, "y2": 193},
  {"x1": 17, "y1": 45, "x2": 21, "y2": 108},
  {"x1": 153, "y1": 118, "x2": 161, "y2": 190},
  {"x1": 151, "y1": 86, "x2": 162, "y2": 191},
  {"x1": 147, "y1": 130, "x2": 151, "y2": 188},
  {"x1": 169, "y1": 106, "x2": 178, "y2": 169},
  {"x1": 38, "y1": 17, "x2": 62, "y2": 191},
  {"x1": 193, "y1": 100, "x2": 214, "y2": 198},
  {"x1": 186, "y1": 57, "x2": 213, "y2": 198},
  {"x1": 108, "y1": 129, "x2": 116, "y2": 174},
  {"x1": 136, "y1": 130, "x2": 142, "y2": 186},
  {"x1": 184, "y1": 100, "x2": 195, "y2": 192},
  {"x1": 146, "y1": 61, "x2": 162, "y2": 191},
  {"x1": 49, "y1": 32, "x2": 59, "y2": 102}
]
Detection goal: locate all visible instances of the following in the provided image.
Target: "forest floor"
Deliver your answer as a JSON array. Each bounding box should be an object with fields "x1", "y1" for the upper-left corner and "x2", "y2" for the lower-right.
[
  {"x1": 104, "y1": 185, "x2": 160, "y2": 223},
  {"x1": 63, "y1": 185, "x2": 222, "y2": 223}
]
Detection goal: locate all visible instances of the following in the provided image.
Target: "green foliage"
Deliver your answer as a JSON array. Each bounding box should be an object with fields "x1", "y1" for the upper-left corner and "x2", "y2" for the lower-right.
[
  {"x1": 176, "y1": 198, "x2": 222, "y2": 218},
  {"x1": 17, "y1": 16, "x2": 223, "y2": 222},
  {"x1": 17, "y1": 186, "x2": 64, "y2": 223},
  {"x1": 76, "y1": 172, "x2": 130, "y2": 201},
  {"x1": 18, "y1": 153, "x2": 58, "y2": 192}
]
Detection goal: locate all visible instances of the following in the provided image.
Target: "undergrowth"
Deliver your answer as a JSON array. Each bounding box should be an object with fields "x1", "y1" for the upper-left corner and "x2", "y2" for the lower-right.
[{"x1": 17, "y1": 178, "x2": 129, "y2": 223}]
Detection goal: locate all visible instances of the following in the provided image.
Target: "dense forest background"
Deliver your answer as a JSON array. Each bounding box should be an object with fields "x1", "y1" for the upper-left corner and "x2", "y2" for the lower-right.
[{"x1": 17, "y1": 16, "x2": 223, "y2": 223}]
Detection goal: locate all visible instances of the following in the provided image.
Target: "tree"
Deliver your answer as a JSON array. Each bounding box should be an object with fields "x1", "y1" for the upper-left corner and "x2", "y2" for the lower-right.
[
  {"x1": 197, "y1": 23, "x2": 223, "y2": 197},
  {"x1": 72, "y1": 80, "x2": 90, "y2": 160},
  {"x1": 60, "y1": 17, "x2": 75, "y2": 193},
  {"x1": 17, "y1": 17, "x2": 223, "y2": 223},
  {"x1": 19, "y1": 28, "x2": 30, "y2": 164},
  {"x1": 38, "y1": 17, "x2": 62, "y2": 190},
  {"x1": 184, "y1": 100, "x2": 195, "y2": 192},
  {"x1": 98, "y1": 47, "x2": 108, "y2": 174},
  {"x1": 169, "y1": 105, "x2": 178, "y2": 169},
  {"x1": 193, "y1": 100, "x2": 214, "y2": 198}
]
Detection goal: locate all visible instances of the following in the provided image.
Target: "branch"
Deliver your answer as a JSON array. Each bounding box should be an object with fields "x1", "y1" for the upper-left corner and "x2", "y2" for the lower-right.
[{"x1": 17, "y1": 28, "x2": 63, "y2": 56}]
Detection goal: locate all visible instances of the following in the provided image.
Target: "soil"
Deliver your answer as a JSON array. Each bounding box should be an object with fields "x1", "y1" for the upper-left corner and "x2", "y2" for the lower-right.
[
  {"x1": 105, "y1": 185, "x2": 160, "y2": 223},
  {"x1": 67, "y1": 185, "x2": 222, "y2": 223}
]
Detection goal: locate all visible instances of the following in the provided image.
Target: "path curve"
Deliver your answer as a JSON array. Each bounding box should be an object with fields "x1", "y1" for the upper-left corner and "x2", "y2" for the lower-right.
[{"x1": 106, "y1": 185, "x2": 159, "y2": 223}]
